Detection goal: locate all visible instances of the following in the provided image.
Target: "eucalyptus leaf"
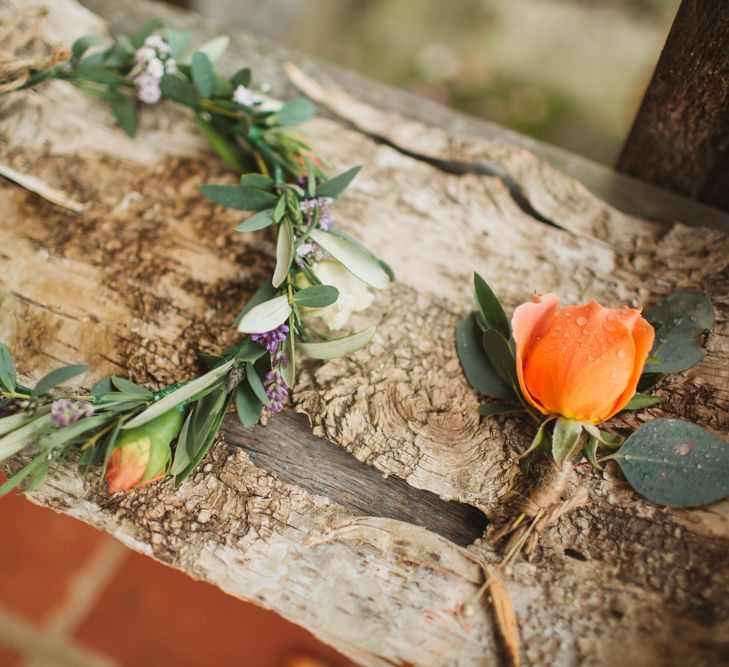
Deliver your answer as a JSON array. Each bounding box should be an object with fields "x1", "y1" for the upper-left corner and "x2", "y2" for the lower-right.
[
  {"x1": 164, "y1": 28, "x2": 190, "y2": 59},
  {"x1": 273, "y1": 97, "x2": 315, "y2": 126},
  {"x1": 71, "y1": 35, "x2": 106, "y2": 62},
  {"x1": 552, "y1": 418, "x2": 583, "y2": 467},
  {"x1": 192, "y1": 35, "x2": 229, "y2": 63},
  {"x1": 316, "y1": 166, "x2": 361, "y2": 199},
  {"x1": 123, "y1": 359, "x2": 234, "y2": 429},
  {"x1": 644, "y1": 290, "x2": 714, "y2": 373},
  {"x1": 236, "y1": 381, "x2": 262, "y2": 428},
  {"x1": 191, "y1": 51, "x2": 214, "y2": 98},
  {"x1": 613, "y1": 419, "x2": 729, "y2": 508},
  {"x1": 0, "y1": 344, "x2": 16, "y2": 392},
  {"x1": 455, "y1": 313, "x2": 514, "y2": 399},
  {"x1": 272, "y1": 219, "x2": 294, "y2": 288},
  {"x1": 237, "y1": 295, "x2": 291, "y2": 334},
  {"x1": 298, "y1": 326, "x2": 376, "y2": 360},
  {"x1": 160, "y1": 73, "x2": 199, "y2": 107},
  {"x1": 32, "y1": 364, "x2": 88, "y2": 398},
  {"x1": 111, "y1": 96, "x2": 138, "y2": 138},
  {"x1": 130, "y1": 18, "x2": 163, "y2": 48},
  {"x1": 309, "y1": 230, "x2": 389, "y2": 289},
  {"x1": 231, "y1": 67, "x2": 251, "y2": 88},
  {"x1": 293, "y1": 285, "x2": 339, "y2": 308},
  {"x1": 199, "y1": 184, "x2": 278, "y2": 211},
  {"x1": 473, "y1": 273, "x2": 510, "y2": 339}
]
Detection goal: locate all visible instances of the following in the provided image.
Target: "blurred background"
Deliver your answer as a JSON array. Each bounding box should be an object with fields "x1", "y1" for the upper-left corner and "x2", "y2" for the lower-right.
[{"x1": 176, "y1": 0, "x2": 679, "y2": 165}]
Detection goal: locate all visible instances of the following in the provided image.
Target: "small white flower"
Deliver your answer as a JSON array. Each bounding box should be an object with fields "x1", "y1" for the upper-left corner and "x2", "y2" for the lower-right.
[
  {"x1": 145, "y1": 57, "x2": 164, "y2": 79},
  {"x1": 134, "y1": 46, "x2": 156, "y2": 64},
  {"x1": 299, "y1": 260, "x2": 374, "y2": 330},
  {"x1": 144, "y1": 35, "x2": 166, "y2": 51},
  {"x1": 164, "y1": 58, "x2": 177, "y2": 74},
  {"x1": 138, "y1": 81, "x2": 161, "y2": 104},
  {"x1": 233, "y1": 84, "x2": 255, "y2": 107}
]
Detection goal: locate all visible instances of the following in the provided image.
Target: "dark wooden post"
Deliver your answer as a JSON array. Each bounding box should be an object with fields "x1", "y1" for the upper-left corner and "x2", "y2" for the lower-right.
[{"x1": 617, "y1": 0, "x2": 729, "y2": 213}]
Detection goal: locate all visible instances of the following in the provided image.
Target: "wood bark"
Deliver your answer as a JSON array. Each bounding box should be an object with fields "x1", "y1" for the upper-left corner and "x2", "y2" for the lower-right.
[
  {"x1": 617, "y1": 0, "x2": 729, "y2": 213},
  {"x1": 1, "y1": 1, "x2": 729, "y2": 665}
]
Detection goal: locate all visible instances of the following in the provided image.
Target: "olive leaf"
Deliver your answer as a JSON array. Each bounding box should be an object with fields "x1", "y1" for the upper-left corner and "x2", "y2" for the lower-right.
[
  {"x1": 32, "y1": 364, "x2": 89, "y2": 398},
  {"x1": 298, "y1": 326, "x2": 376, "y2": 360},
  {"x1": 236, "y1": 381, "x2": 262, "y2": 427},
  {"x1": 309, "y1": 230, "x2": 390, "y2": 289},
  {"x1": 315, "y1": 166, "x2": 361, "y2": 199},
  {"x1": 236, "y1": 295, "x2": 292, "y2": 334},
  {"x1": 644, "y1": 290, "x2": 714, "y2": 373},
  {"x1": 482, "y1": 329, "x2": 519, "y2": 391},
  {"x1": 272, "y1": 218, "x2": 294, "y2": 288},
  {"x1": 199, "y1": 184, "x2": 278, "y2": 211},
  {"x1": 455, "y1": 313, "x2": 514, "y2": 400},
  {"x1": 191, "y1": 51, "x2": 213, "y2": 98},
  {"x1": 0, "y1": 344, "x2": 16, "y2": 392},
  {"x1": 273, "y1": 98, "x2": 315, "y2": 126},
  {"x1": 293, "y1": 285, "x2": 339, "y2": 308},
  {"x1": 612, "y1": 419, "x2": 729, "y2": 508}
]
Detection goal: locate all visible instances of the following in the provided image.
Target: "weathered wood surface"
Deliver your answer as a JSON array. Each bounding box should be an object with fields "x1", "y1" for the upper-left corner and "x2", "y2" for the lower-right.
[
  {"x1": 618, "y1": 0, "x2": 729, "y2": 213},
  {"x1": 2, "y1": 0, "x2": 729, "y2": 665}
]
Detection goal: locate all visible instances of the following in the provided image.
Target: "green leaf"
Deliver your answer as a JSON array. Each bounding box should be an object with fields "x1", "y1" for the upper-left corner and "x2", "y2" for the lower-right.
[
  {"x1": 0, "y1": 344, "x2": 16, "y2": 392},
  {"x1": 0, "y1": 413, "x2": 54, "y2": 461},
  {"x1": 195, "y1": 114, "x2": 244, "y2": 171},
  {"x1": 584, "y1": 435, "x2": 601, "y2": 470},
  {"x1": 552, "y1": 418, "x2": 583, "y2": 467},
  {"x1": 316, "y1": 166, "x2": 361, "y2": 199},
  {"x1": 0, "y1": 410, "x2": 40, "y2": 438},
  {"x1": 0, "y1": 454, "x2": 47, "y2": 498},
  {"x1": 123, "y1": 359, "x2": 234, "y2": 429},
  {"x1": 91, "y1": 376, "x2": 114, "y2": 397},
  {"x1": 110, "y1": 377, "x2": 152, "y2": 397},
  {"x1": 111, "y1": 96, "x2": 138, "y2": 138},
  {"x1": 245, "y1": 364, "x2": 270, "y2": 406},
  {"x1": 199, "y1": 184, "x2": 278, "y2": 211},
  {"x1": 644, "y1": 290, "x2": 714, "y2": 373},
  {"x1": 623, "y1": 392, "x2": 662, "y2": 411},
  {"x1": 130, "y1": 18, "x2": 163, "y2": 48},
  {"x1": 233, "y1": 278, "x2": 276, "y2": 328},
  {"x1": 273, "y1": 196, "x2": 287, "y2": 223},
  {"x1": 71, "y1": 35, "x2": 106, "y2": 62},
  {"x1": 191, "y1": 51, "x2": 214, "y2": 98},
  {"x1": 298, "y1": 326, "x2": 376, "y2": 360},
  {"x1": 473, "y1": 273, "x2": 510, "y2": 339},
  {"x1": 68, "y1": 66, "x2": 130, "y2": 86},
  {"x1": 169, "y1": 410, "x2": 193, "y2": 476},
  {"x1": 237, "y1": 295, "x2": 292, "y2": 334},
  {"x1": 479, "y1": 403, "x2": 522, "y2": 417},
  {"x1": 455, "y1": 313, "x2": 514, "y2": 399},
  {"x1": 272, "y1": 219, "x2": 294, "y2": 288},
  {"x1": 613, "y1": 419, "x2": 729, "y2": 508},
  {"x1": 234, "y1": 208, "x2": 274, "y2": 233},
  {"x1": 43, "y1": 414, "x2": 110, "y2": 449},
  {"x1": 236, "y1": 381, "x2": 262, "y2": 427},
  {"x1": 160, "y1": 74, "x2": 200, "y2": 107},
  {"x1": 233, "y1": 339, "x2": 268, "y2": 363},
  {"x1": 520, "y1": 418, "x2": 553, "y2": 459},
  {"x1": 280, "y1": 325, "x2": 296, "y2": 388},
  {"x1": 32, "y1": 364, "x2": 88, "y2": 398},
  {"x1": 273, "y1": 98, "x2": 315, "y2": 126},
  {"x1": 294, "y1": 285, "x2": 339, "y2": 308},
  {"x1": 240, "y1": 174, "x2": 274, "y2": 189},
  {"x1": 482, "y1": 329, "x2": 518, "y2": 390},
  {"x1": 193, "y1": 35, "x2": 229, "y2": 63},
  {"x1": 164, "y1": 28, "x2": 190, "y2": 59},
  {"x1": 309, "y1": 230, "x2": 389, "y2": 289},
  {"x1": 231, "y1": 67, "x2": 251, "y2": 88}
]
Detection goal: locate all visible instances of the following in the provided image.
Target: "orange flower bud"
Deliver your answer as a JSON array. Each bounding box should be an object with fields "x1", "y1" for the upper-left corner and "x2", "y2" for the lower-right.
[
  {"x1": 512, "y1": 295, "x2": 654, "y2": 424},
  {"x1": 105, "y1": 409, "x2": 181, "y2": 493}
]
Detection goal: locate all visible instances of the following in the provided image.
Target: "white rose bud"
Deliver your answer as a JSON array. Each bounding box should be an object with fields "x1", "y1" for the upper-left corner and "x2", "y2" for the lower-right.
[{"x1": 299, "y1": 260, "x2": 374, "y2": 330}]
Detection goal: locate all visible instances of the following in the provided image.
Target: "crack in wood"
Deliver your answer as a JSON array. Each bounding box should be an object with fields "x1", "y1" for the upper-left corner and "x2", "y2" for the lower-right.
[{"x1": 221, "y1": 411, "x2": 489, "y2": 547}]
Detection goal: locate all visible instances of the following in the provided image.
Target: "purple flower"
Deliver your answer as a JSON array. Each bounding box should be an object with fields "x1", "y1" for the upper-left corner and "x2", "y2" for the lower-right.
[
  {"x1": 1, "y1": 398, "x2": 23, "y2": 416},
  {"x1": 250, "y1": 323, "x2": 289, "y2": 353},
  {"x1": 263, "y1": 369, "x2": 288, "y2": 415},
  {"x1": 300, "y1": 197, "x2": 334, "y2": 231},
  {"x1": 51, "y1": 399, "x2": 94, "y2": 428}
]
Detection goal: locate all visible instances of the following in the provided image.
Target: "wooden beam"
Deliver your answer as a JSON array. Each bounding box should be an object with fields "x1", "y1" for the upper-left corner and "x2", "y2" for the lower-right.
[{"x1": 617, "y1": 0, "x2": 729, "y2": 212}]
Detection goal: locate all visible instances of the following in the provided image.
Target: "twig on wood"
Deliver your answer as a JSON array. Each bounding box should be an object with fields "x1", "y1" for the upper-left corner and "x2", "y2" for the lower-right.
[{"x1": 0, "y1": 162, "x2": 85, "y2": 213}]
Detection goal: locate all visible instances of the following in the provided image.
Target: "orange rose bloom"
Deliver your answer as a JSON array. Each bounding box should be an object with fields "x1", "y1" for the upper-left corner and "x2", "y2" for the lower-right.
[{"x1": 512, "y1": 294, "x2": 655, "y2": 424}]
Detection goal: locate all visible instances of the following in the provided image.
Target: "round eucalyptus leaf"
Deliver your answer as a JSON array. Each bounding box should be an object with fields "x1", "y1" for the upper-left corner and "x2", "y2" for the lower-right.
[
  {"x1": 614, "y1": 419, "x2": 729, "y2": 508},
  {"x1": 644, "y1": 290, "x2": 714, "y2": 373}
]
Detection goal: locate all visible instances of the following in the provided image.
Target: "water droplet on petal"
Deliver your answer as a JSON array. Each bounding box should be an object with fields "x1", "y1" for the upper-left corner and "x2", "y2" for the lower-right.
[
  {"x1": 617, "y1": 350, "x2": 627, "y2": 359},
  {"x1": 576, "y1": 316, "x2": 588, "y2": 326}
]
